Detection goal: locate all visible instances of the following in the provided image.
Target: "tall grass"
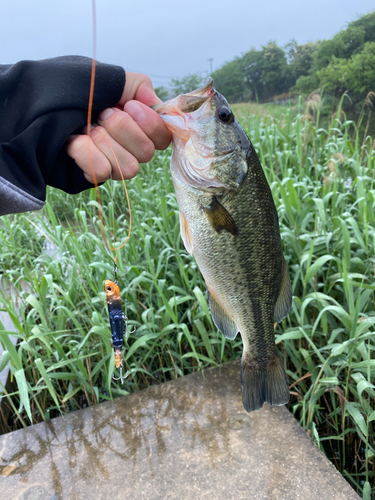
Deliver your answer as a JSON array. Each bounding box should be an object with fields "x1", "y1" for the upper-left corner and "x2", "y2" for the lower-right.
[{"x1": 0, "y1": 101, "x2": 374, "y2": 498}]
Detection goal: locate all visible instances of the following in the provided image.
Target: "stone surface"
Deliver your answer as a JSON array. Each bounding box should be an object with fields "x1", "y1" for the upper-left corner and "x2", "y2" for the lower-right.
[{"x1": 0, "y1": 361, "x2": 359, "y2": 500}]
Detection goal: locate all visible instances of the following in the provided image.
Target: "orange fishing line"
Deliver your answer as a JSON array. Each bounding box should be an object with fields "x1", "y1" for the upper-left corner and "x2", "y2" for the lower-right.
[{"x1": 87, "y1": 0, "x2": 132, "y2": 260}]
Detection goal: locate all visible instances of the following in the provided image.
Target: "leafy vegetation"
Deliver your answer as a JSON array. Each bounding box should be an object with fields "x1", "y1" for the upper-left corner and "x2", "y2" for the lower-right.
[
  {"x1": 154, "y1": 85, "x2": 170, "y2": 102},
  {"x1": 170, "y1": 73, "x2": 204, "y2": 96},
  {"x1": 296, "y1": 11, "x2": 375, "y2": 98},
  {"x1": 210, "y1": 10, "x2": 375, "y2": 108},
  {"x1": 0, "y1": 98, "x2": 374, "y2": 499}
]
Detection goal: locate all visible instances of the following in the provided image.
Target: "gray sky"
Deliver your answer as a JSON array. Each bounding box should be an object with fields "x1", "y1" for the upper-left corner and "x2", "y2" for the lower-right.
[{"x1": 1, "y1": 1, "x2": 374, "y2": 88}]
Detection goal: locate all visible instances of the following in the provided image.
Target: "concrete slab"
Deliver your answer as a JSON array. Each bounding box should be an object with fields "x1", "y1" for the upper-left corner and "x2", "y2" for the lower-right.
[{"x1": 0, "y1": 361, "x2": 359, "y2": 500}]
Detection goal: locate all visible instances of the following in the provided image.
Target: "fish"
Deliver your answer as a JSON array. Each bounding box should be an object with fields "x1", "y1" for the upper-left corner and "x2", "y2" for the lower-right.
[{"x1": 153, "y1": 78, "x2": 292, "y2": 413}]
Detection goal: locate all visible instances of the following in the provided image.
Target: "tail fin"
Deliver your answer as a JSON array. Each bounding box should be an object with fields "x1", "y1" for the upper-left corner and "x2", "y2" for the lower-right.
[{"x1": 240, "y1": 354, "x2": 290, "y2": 413}]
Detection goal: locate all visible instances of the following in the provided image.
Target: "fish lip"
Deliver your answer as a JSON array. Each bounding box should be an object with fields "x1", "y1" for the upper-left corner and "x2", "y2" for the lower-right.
[
  {"x1": 152, "y1": 77, "x2": 215, "y2": 113},
  {"x1": 152, "y1": 101, "x2": 168, "y2": 113},
  {"x1": 185, "y1": 77, "x2": 214, "y2": 96}
]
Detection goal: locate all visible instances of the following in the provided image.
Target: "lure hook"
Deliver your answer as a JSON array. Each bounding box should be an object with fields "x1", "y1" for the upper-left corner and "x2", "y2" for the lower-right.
[
  {"x1": 124, "y1": 315, "x2": 136, "y2": 338},
  {"x1": 112, "y1": 358, "x2": 129, "y2": 384}
]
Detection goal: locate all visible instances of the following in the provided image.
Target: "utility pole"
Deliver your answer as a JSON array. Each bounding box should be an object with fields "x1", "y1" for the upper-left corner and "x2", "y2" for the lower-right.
[{"x1": 208, "y1": 58, "x2": 213, "y2": 74}]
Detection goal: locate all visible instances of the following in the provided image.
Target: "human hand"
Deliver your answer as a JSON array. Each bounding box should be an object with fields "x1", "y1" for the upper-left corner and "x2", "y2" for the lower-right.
[{"x1": 66, "y1": 71, "x2": 171, "y2": 184}]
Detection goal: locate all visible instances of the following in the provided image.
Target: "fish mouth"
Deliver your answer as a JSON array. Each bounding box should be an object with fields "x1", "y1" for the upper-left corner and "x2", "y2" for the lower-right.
[
  {"x1": 185, "y1": 77, "x2": 214, "y2": 97},
  {"x1": 152, "y1": 78, "x2": 214, "y2": 114}
]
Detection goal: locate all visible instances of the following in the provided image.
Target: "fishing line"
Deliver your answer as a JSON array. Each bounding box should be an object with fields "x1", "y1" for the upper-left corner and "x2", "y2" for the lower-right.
[{"x1": 86, "y1": 0, "x2": 133, "y2": 383}]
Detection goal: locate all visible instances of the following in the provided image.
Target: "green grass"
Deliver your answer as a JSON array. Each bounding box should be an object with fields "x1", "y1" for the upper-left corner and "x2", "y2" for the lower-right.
[
  {"x1": 232, "y1": 100, "x2": 298, "y2": 121},
  {"x1": 0, "y1": 100, "x2": 374, "y2": 499}
]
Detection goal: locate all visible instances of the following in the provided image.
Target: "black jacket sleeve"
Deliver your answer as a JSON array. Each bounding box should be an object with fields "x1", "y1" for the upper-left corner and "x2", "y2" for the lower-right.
[{"x1": 0, "y1": 56, "x2": 125, "y2": 215}]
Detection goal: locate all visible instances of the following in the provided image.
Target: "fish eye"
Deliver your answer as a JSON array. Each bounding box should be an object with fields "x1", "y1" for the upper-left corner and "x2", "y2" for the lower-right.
[
  {"x1": 107, "y1": 286, "x2": 111, "y2": 291},
  {"x1": 217, "y1": 106, "x2": 233, "y2": 123}
]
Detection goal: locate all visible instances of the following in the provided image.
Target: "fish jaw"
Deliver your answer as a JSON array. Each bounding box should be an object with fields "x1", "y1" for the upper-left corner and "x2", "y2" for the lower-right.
[
  {"x1": 153, "y1": 94, "x2": 214, "y2": 143},
  {"x1": 152, "y1": 78, "x2": 215, "y2": 140}
]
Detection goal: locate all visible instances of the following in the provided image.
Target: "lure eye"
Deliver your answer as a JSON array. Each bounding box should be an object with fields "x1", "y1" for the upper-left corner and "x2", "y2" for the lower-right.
[
  {"x1": 107, "y1": 286, "x2": 111, "y2": 291},
  {"x1": 217, "y1": 106, "x2": 233, "y2": 123}
]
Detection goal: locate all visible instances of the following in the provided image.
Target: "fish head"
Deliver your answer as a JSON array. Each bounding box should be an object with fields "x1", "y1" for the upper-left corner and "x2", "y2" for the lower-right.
[
  {"x1": 105, "y1": 280, "x2": 120, "y2": 303},
  {"x1": 153, "y1": 78, "x2": 249, "y2": 193}
]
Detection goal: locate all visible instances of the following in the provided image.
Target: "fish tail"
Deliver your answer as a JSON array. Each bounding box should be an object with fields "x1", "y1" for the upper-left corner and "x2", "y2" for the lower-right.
[{"x1": 240, "y1": 352, "x2": 290, "y2": 413}]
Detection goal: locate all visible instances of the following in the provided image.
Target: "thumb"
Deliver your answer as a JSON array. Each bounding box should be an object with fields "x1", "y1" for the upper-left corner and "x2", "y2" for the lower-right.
[{"x1": 118, "y1": 71, "x2": 162, "y2": 107}]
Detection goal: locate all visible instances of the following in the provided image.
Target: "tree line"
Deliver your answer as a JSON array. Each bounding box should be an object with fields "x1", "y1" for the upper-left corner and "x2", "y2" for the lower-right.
[
  {"x1": 212, "y1": 10, "x2": 375, "y2": 104},
  {"x1": 158, "y1": 11, "x2": 375, "y2": 106}
]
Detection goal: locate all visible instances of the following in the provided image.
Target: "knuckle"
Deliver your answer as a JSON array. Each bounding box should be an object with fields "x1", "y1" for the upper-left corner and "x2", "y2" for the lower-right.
[
  {"x1": 91, "y1": 126, "x2": 108, "y2": 148},
  {"x1": 66, "y1": 135, "x2": 89, "y2": 158},
  {"x1": 142, "y1": 75, "x2": 153, "y2": 87},
  {"x1": 107, "y1": 110, "x2": 130, "y2": 132}
]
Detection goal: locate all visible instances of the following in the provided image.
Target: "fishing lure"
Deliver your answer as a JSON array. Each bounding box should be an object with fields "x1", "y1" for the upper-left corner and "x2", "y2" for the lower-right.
[
  {"x1": 104, "y1": 263, "x2": 134, "y2": 384},
  {"x1": 87, "y1": 0, "x2": 134, "y2": 385}
]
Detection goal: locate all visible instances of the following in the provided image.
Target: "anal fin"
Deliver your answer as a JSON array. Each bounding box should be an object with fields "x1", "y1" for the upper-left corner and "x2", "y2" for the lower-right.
[
  {"x1": 274, "y1": 256, "x2": 293, "y2": 323},
  {"x1": 207, "y1": 288, "x2": 238, "y2": 340}
]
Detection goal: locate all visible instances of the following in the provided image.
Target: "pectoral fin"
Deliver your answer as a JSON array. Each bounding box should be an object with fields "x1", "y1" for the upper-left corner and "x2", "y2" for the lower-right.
[
  {"x1": 179, "y1": 211, "x2": 194, "y2": 255},
  {"x1": 202, "y1": 197, "x2": 238, "y2": 236},
  {"x1": 207, "y1": 288, "x2": 238, "y2": 340},
  {"x1": 274, "y1": 256, "x2": 293, "y2": 323}
]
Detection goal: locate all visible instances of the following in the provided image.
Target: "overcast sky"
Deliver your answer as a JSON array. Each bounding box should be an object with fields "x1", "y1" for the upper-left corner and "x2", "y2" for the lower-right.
[{"x1": 1, "y1": 1, "x2": 374, "y2": 88}]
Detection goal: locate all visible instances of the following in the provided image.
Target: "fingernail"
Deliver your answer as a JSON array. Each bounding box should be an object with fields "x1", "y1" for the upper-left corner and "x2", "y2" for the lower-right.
[
  {"x1": 98, "y1": 108, "x2": 114, "y2": 121},
  {"x1": 126, "y1": 101, "x2": 146, "y2": 122}
]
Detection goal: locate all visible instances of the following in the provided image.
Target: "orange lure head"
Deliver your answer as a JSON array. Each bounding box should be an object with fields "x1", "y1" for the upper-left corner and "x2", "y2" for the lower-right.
[{"x1": 105, "y1": 279, "x2": 121, "y2": 304}]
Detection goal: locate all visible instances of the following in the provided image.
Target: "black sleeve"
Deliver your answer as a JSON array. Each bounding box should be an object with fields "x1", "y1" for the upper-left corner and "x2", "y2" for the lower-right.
[{"x1": 0, "y1": 56, "x2": 125, "y2": 215}]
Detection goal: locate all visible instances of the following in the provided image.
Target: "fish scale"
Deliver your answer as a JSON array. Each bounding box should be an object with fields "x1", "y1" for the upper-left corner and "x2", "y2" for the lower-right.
[{"x1": 154, "y1": 78, "x2": 292, "y2": 413}]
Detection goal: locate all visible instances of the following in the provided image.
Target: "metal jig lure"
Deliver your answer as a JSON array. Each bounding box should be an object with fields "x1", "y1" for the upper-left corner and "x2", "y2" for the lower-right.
[
  {"x1": 88, "y1": 0, "x2": 134, "y2": 385},
  {"x1": 104, "y1": 262, "x2": 135, "y2": 384}
]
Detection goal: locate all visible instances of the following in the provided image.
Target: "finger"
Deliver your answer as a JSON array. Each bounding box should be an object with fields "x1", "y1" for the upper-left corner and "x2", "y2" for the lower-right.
[
  {"x1": 119, "y1": 71, "x2": 161, "y2": 107},
  {"x1": 97, "y1": 108, "x2": 155, "y2": 163},
  {"x1": 66, "y1": 134, "x2": 111, "y2": 184},
  {"x1": 124, "y1": 100, "x2": 171, "y2": 151},
  {"x1": 90, "y1": 126, "x2": 140, "y2": 181}
]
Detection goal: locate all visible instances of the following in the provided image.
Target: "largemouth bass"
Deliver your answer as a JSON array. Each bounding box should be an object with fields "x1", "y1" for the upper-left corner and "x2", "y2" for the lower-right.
[{"x1": 154, "y1": 78, "x2": 292, "y2": 413}]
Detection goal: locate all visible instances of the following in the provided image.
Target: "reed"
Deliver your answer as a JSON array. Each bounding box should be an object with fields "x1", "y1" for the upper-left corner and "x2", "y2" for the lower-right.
[{"x1": 0, "y1": 99, "x2": 374, "y2": 498}]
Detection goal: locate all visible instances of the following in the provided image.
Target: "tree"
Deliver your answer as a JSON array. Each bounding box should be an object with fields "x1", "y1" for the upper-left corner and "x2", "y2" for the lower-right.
[
  {"x1": 286, "y1": 40, "x2": 321, "y2": 82},
  {"x1": 315, "y1": 42, "x2": 375, "y2": 98},
  {"x1": 245, "y1": 42, "x2": 291, "y2": 101},
  {"x1": 316, "y1": 56, "x2": 350, "y2": 92},
  {"x1": 154, "y1": 86, "x2": 170, "y2": 101},
  {"x1": 296, "y1": 11, "x2": 375, "y2": 95},
  {"x1": 211, "y1": 57, "x2": 249, "y2": 103},
  {"x1": 346, "y1": 42, "x2": 375, "y2": 95},
  {"x1": 170, "y1": 73, "x2": 204, "y2": 97}
]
